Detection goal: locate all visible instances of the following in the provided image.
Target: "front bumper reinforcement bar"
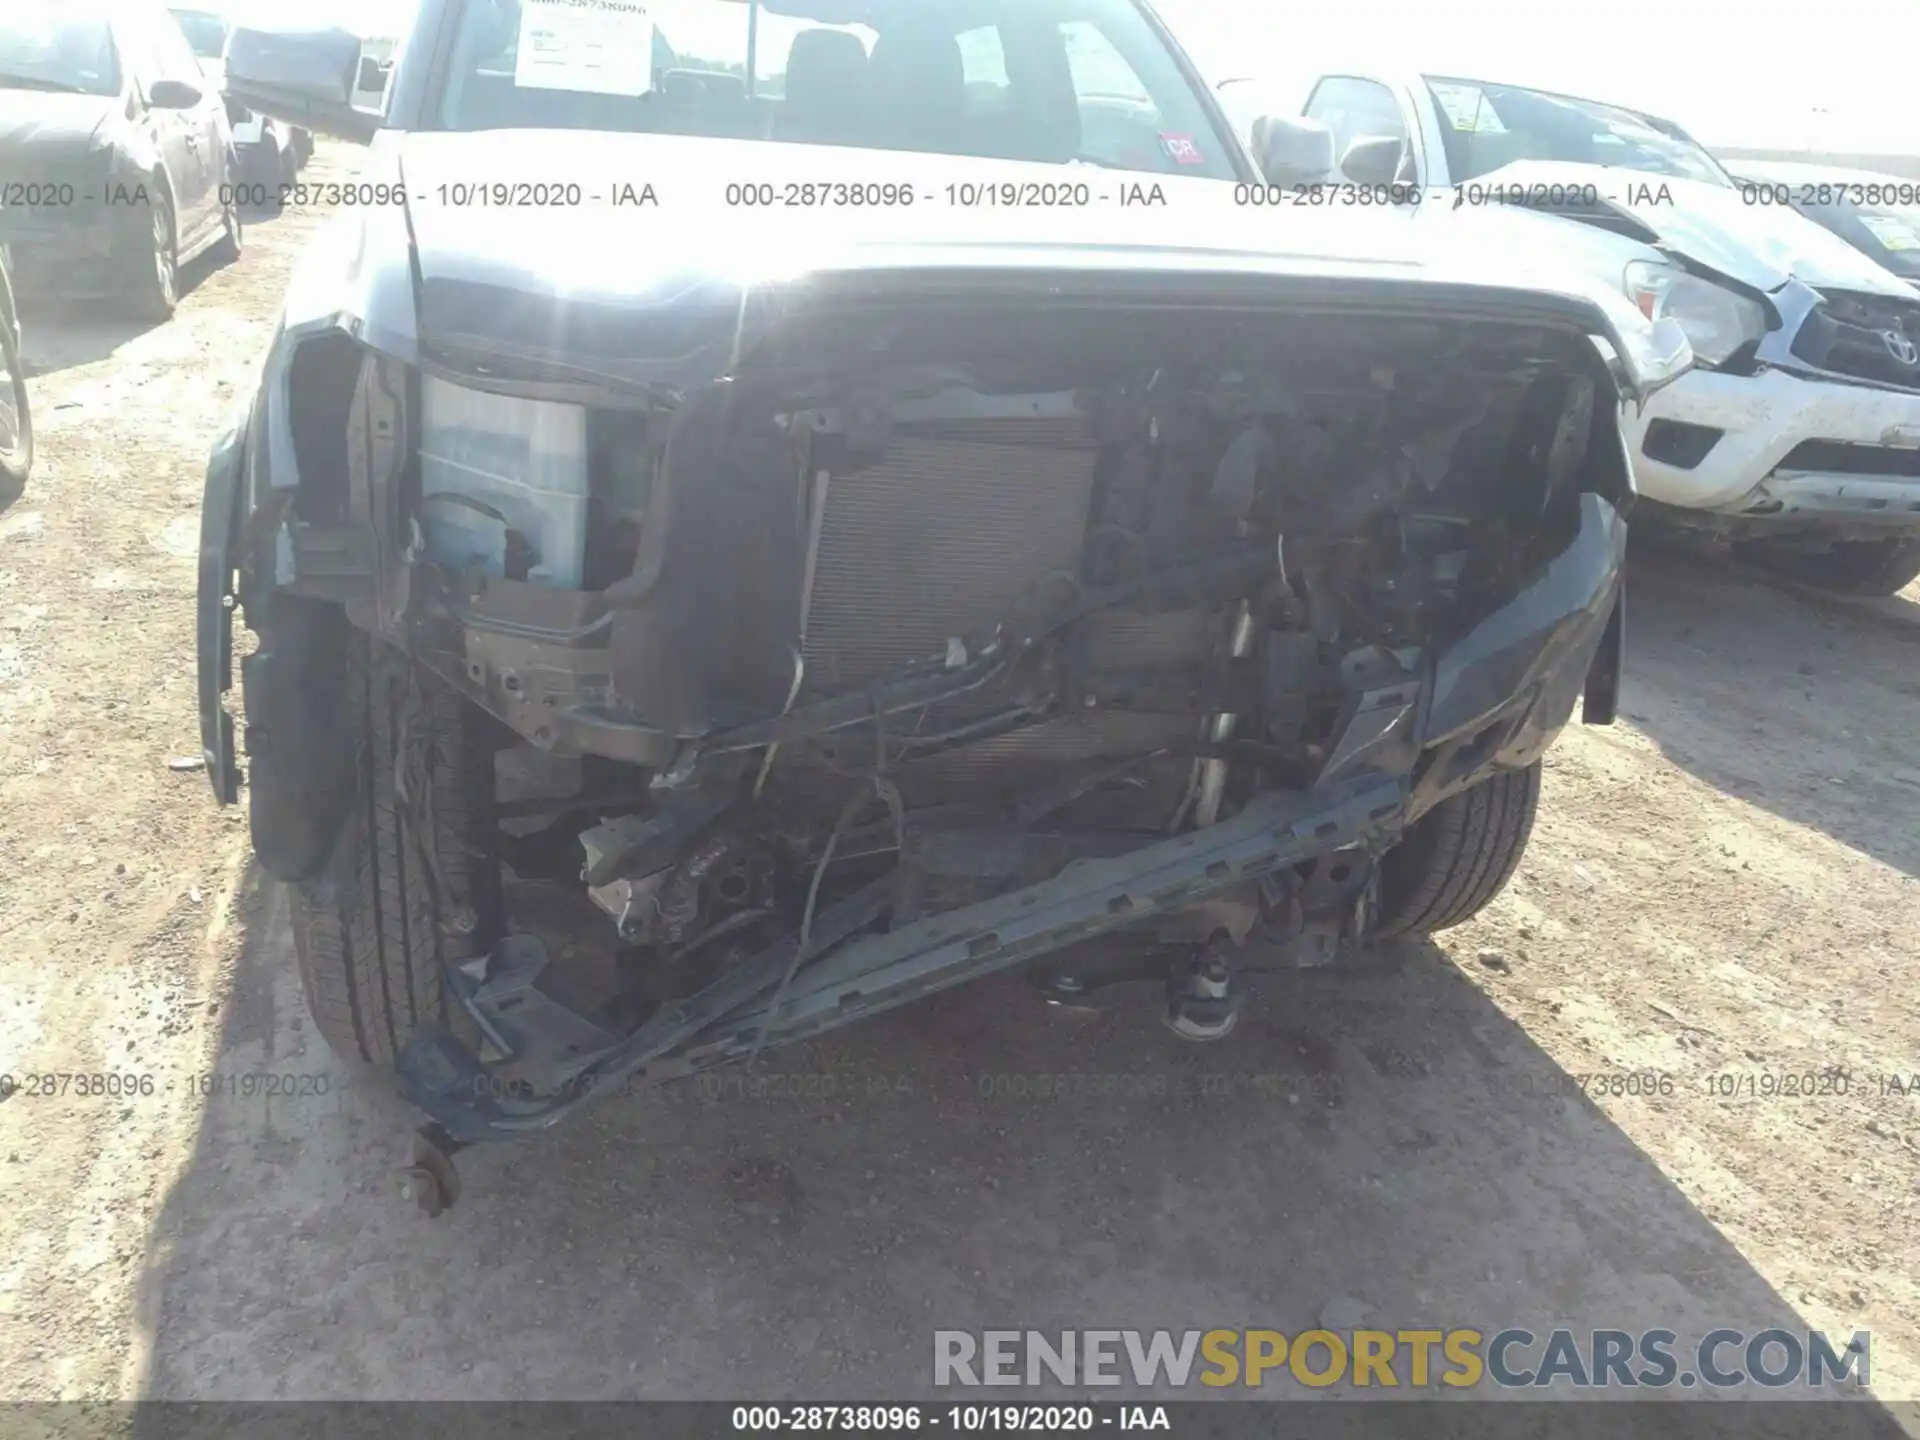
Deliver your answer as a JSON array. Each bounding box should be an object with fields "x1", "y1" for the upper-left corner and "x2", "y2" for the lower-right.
[{"x1": 397, "y1": 770, "x2": 1407, "y2": 1143}]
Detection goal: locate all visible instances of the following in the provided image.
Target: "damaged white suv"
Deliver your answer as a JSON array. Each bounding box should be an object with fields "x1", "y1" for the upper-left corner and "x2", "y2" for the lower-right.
[{"x1": 1223, "y1": 68, "x2": 1920, "y2": 596}]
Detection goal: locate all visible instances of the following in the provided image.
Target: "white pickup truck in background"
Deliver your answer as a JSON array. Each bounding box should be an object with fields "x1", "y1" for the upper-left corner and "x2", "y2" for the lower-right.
[{"x1": 1220, "y1": 68, "x2": 1920, "y2": 596}]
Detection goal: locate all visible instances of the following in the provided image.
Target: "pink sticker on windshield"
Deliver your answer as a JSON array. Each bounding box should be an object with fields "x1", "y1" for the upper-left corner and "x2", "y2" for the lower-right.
[{"x1": 1161, "y1": 133, "x2": 1206, "y2": 165}]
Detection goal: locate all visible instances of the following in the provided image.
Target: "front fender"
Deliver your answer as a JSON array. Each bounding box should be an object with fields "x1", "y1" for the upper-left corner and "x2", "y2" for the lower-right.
[
  {"x1": 1424, "y1": 492, "x2": 1628, "y2": 749},
  {"x1": 1406, "y1": 491, "x2": 1627, "y2": 820}
]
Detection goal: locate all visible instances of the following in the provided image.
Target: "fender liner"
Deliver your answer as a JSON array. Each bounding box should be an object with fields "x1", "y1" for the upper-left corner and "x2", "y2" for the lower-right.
[
  {"x1": 1581, "y1": 582, "x2": 1625, "y2": 726},
  {"x1": 240, "y1": 594, "x2": 358, "y2": 882},
  {"x1": 197, "y1": 416, "x2": 360, "y2": 879},
  {"x1": 196, "y1": 423, "x2": 246, "y2": 804}
]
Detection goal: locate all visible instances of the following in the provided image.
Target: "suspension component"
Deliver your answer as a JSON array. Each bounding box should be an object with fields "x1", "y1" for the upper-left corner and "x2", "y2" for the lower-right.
[
  {"x1": 399, "y1": 1123, "x2": 466, "y2": 1218},
  {"x1": 1163, "y1": 939, "x2": 1244, "y2": 1042}
]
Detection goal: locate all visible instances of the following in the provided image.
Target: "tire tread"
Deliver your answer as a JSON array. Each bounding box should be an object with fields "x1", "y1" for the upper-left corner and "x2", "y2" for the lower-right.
[
  {"x1": 1378, "y1": 763, "x2": 1541, "y2": 937},
  {"x1": 289, "y1": 633, "x2": 495, "y2": 1068}
]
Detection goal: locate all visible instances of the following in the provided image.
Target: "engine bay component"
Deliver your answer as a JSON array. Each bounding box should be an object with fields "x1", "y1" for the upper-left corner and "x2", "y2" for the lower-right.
[
  {"x1": 418, "y1": 376, "x2": 591, "y2": 588},
  {"x1": 1164, "y1": 943, "x2": 1245, "y2": 1043}
]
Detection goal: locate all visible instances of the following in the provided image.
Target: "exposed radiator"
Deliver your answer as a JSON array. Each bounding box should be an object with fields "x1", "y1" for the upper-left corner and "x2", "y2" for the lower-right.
[
  {"x1": 800, "y1": 435, "x2": 1098, "y2": 692},
  {"x1": 792, "y1": 430, "x2": 1212, "y2": 817}
]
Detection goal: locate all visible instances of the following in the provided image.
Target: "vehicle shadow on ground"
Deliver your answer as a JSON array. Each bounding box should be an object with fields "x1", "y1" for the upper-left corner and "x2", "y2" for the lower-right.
[
  {"x1": 1622, "y1": 539, "x2": 1920, "y2": 882},
  {"x1": 18, "y1": 248, "x2": 245, "y2": 378},
  {"x1": 125, "y1": 865, "x2": 1902, "y2": 1430},
  {"x1": 14, "y1": 304, "x2": 148, "y2": 379},
  {"x1": 1666, "y1": 531, "x2": 1920, "y2": 636}
]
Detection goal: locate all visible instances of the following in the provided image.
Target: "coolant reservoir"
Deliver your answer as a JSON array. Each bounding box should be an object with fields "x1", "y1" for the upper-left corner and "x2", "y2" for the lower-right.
[{"x1": 419, "y1": 375, "x2": 590, "y2": 588}]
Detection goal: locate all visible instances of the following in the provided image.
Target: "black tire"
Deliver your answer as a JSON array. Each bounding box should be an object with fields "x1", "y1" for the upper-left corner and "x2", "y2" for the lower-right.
[
  {"x1": 0, "y1": 307, "x2": 30, "y2": 496},
  {"x1": 123, "y1": 187, "x2": 178, "y2": 323},
  {"x1": 290, "y1": 630, "x2": 501, "y2": 1070},
  {"x1": 1733, "y1": 536, "x2": 1920, "y2": 598},
  {"x1": 1376, "y1": 763, "x2": 1541, "y2": 938},
  {"x1": 249, "y1": 141, "x2": 287, "y2": 212},
  {"x1": 208, "y1": 175, "x2": 243, "y2": 266}
]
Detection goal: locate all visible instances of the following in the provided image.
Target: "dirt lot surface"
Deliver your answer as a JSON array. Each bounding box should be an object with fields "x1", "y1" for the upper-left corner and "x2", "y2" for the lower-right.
[{"x1": 1, "y1": 144, "x2": 1917, "y2": 1423}]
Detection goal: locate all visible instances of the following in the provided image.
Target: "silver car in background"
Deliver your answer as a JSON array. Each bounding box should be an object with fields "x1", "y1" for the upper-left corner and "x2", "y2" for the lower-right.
[{"x1": 169, "y1": 5, "x2": 310, "y2": 193}]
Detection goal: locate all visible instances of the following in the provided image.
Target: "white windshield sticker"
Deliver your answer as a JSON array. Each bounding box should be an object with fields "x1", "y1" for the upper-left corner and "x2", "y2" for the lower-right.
[
  {"x1": 1428, "y1": 82, "x2": 1507, "y2": 134},
  {"x1": 1860, "y1": 214, "x2": 1920, "y2": 252},
  {"x1": 515, "y1": 0, "x2": 655, "y2": 97}
]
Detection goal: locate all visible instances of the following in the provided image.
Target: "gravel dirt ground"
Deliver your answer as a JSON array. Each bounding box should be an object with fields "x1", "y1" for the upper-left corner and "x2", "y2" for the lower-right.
[{"x1": 0, "y1": 144, "x2": 1917, "y2": 1423}]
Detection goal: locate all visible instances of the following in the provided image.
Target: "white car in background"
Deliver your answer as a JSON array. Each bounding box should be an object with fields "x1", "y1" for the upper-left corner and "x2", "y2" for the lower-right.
[{"x1": 1220, "y1": 68, "x2": 1920, "y2": 596}]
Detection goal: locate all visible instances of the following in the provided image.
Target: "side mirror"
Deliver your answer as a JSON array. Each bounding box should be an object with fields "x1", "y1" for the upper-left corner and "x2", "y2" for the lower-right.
[
  {"x1": 146, "y1": 79, "x2": 204, "y2": 110},
  {"x1": 1251, "y1": 114, "x2": 1335, "y2": 189},
  {"x1": 357, "y1": 56, "x2": 390, "y2": 94},
  {"x1": 224, "y1": 25, "x2": 378, "y2": 143},
  {"x1": 1339, "y1": 134, "x2": 1405, "y2": 186}
]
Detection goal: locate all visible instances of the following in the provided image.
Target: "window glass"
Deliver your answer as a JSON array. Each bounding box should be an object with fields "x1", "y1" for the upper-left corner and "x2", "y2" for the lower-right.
[
  {"x1": 147, "y1": 11, "x2": 209, "y2": 82},
  {"x1": 169, "y1": 9, "x2": 228, "y2": 61},
  {"x1": 1059, "y1": 20, "x2": 1149, "y2": 105},
  {"x1": 1426, "y1": 77, "x2": 1733, "y2": 187},
  {"x1": 1058, "y1": 17, "x2": 1190, "y2": 171},
  {"x1": 1304, "y1": 76, "x2": 1407, "y2": 159},
  {"x1": 956, "y1": 24, "x2": 1009, "y2": 116},
  {"x1": 436, "y1": 0, "x2": 1237, "y2": 180},
  {"x1": 0, "y1": 2, "x2": 121, "y2": 97},
  {"x1": 1212, "y1": 76, "x2": 1270, "y2": 150}
]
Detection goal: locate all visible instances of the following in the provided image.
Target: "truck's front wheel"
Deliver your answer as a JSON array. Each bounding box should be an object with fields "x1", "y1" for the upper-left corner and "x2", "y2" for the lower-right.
[
  {"x1": 289, "y1": 633, "x2": 500, "y2": 1070},
  {"x1": 1376, "y1": 763, "x2": 1541, "y2": 938}
]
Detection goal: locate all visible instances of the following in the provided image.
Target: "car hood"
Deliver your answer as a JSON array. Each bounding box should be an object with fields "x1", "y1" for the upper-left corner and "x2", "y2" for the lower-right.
[
  {"x1": 358, "y1": 131, "x2": 1687, "y2": 401},
  {"x1": 0, "y1": 89, "x2": 118, "y2": 168},
  {"x1": 1474, "y1": 160, "x2": 1917, "y2": 297}
]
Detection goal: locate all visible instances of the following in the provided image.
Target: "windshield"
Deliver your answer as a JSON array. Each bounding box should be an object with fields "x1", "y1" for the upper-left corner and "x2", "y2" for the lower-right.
[
  {"x1": 1426, "y1": 76, "x2": 1733, "y2": 187},
  {"x1": 170, "y1": 10, "x2": 229, "y2": 61},
  {"x1": 435, "y1": 0, "x2": 1237, "y2": 179},
  {"x1": 1862, "y1": 202, "x2": 1920, "y2": 233},
  {"x1": 1834, "y1": 197, "x2": 1920, "y2": 276},
  {"x1": 0, "y1": 5, "x2": 121, "y2": 97}
]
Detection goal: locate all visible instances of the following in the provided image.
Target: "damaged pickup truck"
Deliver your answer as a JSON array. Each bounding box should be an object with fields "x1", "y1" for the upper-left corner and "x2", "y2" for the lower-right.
[
  {"x1": 200, "y1": 0, "x2": 1685, "y2": 1209},
  {"x1": 1221, "y1": 67, "x2": 1920, "y2": 596}
]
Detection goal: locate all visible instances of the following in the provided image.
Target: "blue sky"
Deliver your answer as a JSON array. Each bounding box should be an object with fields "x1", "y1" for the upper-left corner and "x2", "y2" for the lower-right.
[{"x1": 235, "y1": 0, "x2": 1917, "y2": 153}]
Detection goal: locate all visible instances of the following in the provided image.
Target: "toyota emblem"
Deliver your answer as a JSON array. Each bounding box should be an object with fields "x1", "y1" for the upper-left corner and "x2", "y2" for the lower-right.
[{"x1": 1884, "y1": 328, "x2": 1920, "y2": 366}]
